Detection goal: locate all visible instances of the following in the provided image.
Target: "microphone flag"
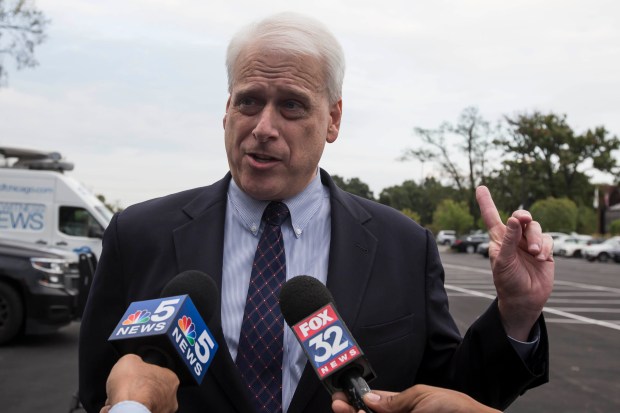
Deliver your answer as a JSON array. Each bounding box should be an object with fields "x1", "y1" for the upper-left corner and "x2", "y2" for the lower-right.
[
  {"x1": 290, "y1": 302, "x2": 374, "y2": 393},
  {"x1": 108, "y1": 294, "x2": 218, "y2": 384}
]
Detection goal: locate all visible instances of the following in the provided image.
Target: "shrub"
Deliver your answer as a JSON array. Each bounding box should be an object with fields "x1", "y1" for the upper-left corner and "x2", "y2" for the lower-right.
[
  {"x1": 433, "y1": 199, "x2": 474, "y2": 235},
  {"x1": 529, "y1": 197, "x2": 578, "y2": 233}
]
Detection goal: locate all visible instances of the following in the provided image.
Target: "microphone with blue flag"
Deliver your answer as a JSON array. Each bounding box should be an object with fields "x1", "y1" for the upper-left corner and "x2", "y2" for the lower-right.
[{"x1": 108, "y1": 270, "x2": 219, "y2": 385}]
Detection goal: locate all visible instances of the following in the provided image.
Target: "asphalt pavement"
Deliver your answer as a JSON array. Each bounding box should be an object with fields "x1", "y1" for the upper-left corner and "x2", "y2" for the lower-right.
[{"x1": 440, "y1": 249, "x2": 620, "y2": 413}]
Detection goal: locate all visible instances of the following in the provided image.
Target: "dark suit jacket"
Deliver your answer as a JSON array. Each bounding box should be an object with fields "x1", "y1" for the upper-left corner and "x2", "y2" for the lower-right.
[{"x1": 78, "y1": 170, "x2": 548, "y2": 412}]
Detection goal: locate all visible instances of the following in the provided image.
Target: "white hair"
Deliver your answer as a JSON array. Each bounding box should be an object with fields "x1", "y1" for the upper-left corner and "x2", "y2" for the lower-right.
[{"x1": 226, "y1": 12, "x2": 346, "y2": 104}]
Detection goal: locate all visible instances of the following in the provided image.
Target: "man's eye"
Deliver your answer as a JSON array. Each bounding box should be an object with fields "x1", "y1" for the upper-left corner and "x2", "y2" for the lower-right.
[
  {"x1": 282, "y1": 100, "x2": 303, "y2": 110},
  {"x1": 281, "y1": 101, "x2": 306, "y2": 118},
  {"x1": 236, "y1": 97, "x2": 262, "y2": 114},
  {"x1": 238, "y1": 97, "x2": 257, "y2": 107}
]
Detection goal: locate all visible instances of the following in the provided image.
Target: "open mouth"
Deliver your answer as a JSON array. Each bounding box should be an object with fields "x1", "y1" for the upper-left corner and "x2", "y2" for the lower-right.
[{"x1": 249, "y1": 153, "x2": 278, "y2": 163}]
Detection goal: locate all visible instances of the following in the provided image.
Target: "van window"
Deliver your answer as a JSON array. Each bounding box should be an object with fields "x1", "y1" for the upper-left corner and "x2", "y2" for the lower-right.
[{"x1": 58, "y1": 206, "x2": 104, "y2": 238}]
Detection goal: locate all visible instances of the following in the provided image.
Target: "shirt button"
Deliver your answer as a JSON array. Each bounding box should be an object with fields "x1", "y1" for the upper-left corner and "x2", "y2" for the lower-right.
[{"x1": 295, "y1": 228, "x2": 302, "y2": 236}]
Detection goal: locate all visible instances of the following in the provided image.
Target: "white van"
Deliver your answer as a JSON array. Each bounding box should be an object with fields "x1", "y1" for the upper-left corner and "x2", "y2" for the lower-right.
[{"x1": 0, "y1": 147, "x2": 113, "y2": 259}]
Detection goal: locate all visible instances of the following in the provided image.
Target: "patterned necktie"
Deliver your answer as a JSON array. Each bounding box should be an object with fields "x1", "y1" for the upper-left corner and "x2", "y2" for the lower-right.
[{"x1": 236, "y1": 201, "x2": 290, "y2": 413}]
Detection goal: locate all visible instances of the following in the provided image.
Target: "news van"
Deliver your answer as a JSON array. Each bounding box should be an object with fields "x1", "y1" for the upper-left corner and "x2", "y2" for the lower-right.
[{"x1": 0, "y1": 147, "x2": 113, "y2": 260}]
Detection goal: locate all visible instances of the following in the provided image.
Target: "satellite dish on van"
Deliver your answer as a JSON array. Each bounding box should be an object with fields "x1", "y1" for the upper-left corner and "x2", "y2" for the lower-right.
[{"x1": 0, "y1": 146, "x2": 74, "y2": 172}]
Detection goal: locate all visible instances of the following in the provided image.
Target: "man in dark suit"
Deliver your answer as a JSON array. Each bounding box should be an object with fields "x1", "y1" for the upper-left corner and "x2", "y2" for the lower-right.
[{"x1": 79, "y1": 12, "x2": 553, "y2": 413}]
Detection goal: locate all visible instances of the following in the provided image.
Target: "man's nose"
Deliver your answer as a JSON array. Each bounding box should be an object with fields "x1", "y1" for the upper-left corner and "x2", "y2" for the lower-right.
[{"x1": 252, "y1": 104, "x2": 280, "y2": 142}]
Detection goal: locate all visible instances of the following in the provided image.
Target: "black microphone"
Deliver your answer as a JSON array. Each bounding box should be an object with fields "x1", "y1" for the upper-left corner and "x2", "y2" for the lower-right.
[
  {"x1": 280, "y1": 275, "x2": 376, "y2": 413},
  {"x1": 108, "y1": 270, "x2": 220, "y2": 385}
]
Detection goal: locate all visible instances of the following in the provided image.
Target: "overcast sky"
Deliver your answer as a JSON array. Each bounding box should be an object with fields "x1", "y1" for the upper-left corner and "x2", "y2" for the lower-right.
[{"x1": 2, "y1": 0, "x2": 619, "y2": 208}]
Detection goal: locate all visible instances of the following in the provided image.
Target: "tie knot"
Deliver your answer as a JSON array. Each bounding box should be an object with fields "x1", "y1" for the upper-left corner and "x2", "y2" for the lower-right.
[{"x1": 262, "y1": 201, "x2": 290, "y2": 227}]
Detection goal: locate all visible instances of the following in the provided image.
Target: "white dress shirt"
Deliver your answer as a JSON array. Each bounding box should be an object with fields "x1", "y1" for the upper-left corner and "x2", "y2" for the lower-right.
[{"x1": 221, "y1": 171, "x2": 331, "y2": 412}]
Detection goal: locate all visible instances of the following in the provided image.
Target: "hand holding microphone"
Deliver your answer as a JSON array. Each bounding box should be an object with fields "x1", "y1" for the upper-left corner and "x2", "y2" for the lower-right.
[
  {"x1": 332, "y1": 384, "x2": 502, "y2": 413},
  {"x1": 100, "y1": 354, "x2": 179, "y2": 413}
]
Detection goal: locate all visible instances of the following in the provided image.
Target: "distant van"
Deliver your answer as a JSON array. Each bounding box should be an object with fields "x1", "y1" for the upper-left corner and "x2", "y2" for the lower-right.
[{"x1": 0, "y1": 147, "x2": 113, "y2": 260}]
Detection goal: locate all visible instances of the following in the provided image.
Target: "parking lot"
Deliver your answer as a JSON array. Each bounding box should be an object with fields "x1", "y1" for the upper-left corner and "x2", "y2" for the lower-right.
[
  {"x1": 441, "y1": 249, "x2": 620, "y2": 412},
  {"x1": 0, "y1": 249, "x2": 619, "y2": 412}
]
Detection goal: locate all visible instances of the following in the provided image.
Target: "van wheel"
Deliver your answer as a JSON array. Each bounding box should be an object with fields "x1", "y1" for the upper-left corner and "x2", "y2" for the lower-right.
[
  {"x1": 598, "y1": 253, "x2": 609, "y2": 263},
  {"x1": 0, "y1": 282, "x2": 24, "y2": 345}
]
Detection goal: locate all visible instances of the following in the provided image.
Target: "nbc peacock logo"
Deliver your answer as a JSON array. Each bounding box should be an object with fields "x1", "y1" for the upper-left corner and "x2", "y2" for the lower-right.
[
  {"x1": 122, "y1": 310, "x2": 151, "y2": 325},
  {"x1": 178, "y1": 315, "x2": 196, "y2": 345}
]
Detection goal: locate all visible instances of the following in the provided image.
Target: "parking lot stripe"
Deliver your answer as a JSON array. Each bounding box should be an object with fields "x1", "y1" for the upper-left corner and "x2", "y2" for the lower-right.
[{"x1": 444, "y1": 263, "x2": 620, "y2": 332}]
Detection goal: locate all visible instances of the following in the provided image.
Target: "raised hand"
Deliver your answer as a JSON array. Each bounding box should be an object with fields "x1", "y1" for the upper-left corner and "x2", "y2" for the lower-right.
[{"x1": 476, "y1": 185, "x2": 554, "y2": 340}]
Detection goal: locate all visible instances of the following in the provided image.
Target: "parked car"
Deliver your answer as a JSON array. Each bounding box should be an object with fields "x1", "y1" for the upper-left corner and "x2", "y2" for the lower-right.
[
  {"x1": 558, "y1": 235, "x2": 593, "y2": 258},
  {"x1": 553, "y1": 234, "x2": 592, "y2": 257},
  {"x1": 552, "y1": 234, "x2": 577, "y2": 255},
  {"x1": 0, "y1": 238, "x2": 95, "y2": 344},
  {"x1": 583, "y1": 236, "x2": 620, "y2": 262},
  {"x1": 451, "y1": 232, "x2": 489, "y2": 253},
  {"x1": 477, "y1": 241, "x2": 490, "y2": 258},
  {"x1": 545, "y1": 232, "x2": 569, "y2": 241},
  {"x1": 612, "y1": 248, "x2": 620, "y2": 263},
  {"x1": 436, "y1": 230, "x2": 457, "y2": 246}
]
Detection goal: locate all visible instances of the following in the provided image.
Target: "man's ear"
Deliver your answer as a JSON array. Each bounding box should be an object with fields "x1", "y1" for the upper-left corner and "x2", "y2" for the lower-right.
[{"x1": 326, "y1": 99, "x2": 343, "y2": 143}]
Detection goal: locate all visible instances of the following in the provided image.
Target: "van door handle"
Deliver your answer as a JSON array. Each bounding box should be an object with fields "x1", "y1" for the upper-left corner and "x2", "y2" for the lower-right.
[
  {"x1": 56, "y1": 241, "x2": 68, "y2": 246},
  {"x1": 36, "y1": 240, "x2": 48, "y2": 245}
]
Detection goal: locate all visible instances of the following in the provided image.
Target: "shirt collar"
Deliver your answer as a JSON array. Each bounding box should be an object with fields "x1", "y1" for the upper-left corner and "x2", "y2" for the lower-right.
[{"x1": 227, "y1": 171, "x2": 324, "y2": 238}]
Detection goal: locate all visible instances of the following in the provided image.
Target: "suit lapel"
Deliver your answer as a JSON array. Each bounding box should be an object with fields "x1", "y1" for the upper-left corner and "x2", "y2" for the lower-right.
[
  {"x1": 173, "y1": 192, "x2": 226, "y2": 292},
  {"x1": 172, "y1": 174, "x2": 254, "y2": 413},
  {"x1": 289, "y1": 170, "x2": 378, "y2": 412}
]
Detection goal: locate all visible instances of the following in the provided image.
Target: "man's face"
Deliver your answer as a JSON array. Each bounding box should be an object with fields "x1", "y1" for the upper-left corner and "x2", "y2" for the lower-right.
[{"x1": 223, "y1": 46, "x2": 342, "y2": 201}]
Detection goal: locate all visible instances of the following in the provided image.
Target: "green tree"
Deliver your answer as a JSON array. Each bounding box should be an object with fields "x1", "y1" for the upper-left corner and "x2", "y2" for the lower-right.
[
  {"x1": 529, "y1": 197, "x2": 578, "y2": 233},
  {"x1": 482, "y1": 164, "x2": 526, "y2": 213},
  {"x1": 400, "y1": 208, "x2": 421, "y2": 223},
  {"x1": 0, "y1": 0, "x2": 50, "y2": 86},
  {"x1": 609, "y1": 219, "x2": 620, "y2": 236},
  {"x1": 576, "y1": 205, "x2": 597, "y2": 235},
  {"x1": 496, "y1": 112, "x2": 619, "y2": 207},
  {"x1": 379, "y1": 180, "x2": 423, "y2": 215},
  {"x1": 378, "y1": 177, "x2": 459, "y2": 226},
  {"x1": 432, "y1": 199, "x2": 474, "y2": 235},
  {"x1": 400, "y1": 107, "x2": 496, "y2": 223},
  {"x1": 332, "y1": 175, "x2": 374, "y2": 200}
]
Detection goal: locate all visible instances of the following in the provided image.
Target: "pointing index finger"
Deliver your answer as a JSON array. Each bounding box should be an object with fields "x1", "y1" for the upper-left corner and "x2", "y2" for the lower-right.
[{"x1": 476, "y1": 186, "x2": 503, "y2": 238}]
